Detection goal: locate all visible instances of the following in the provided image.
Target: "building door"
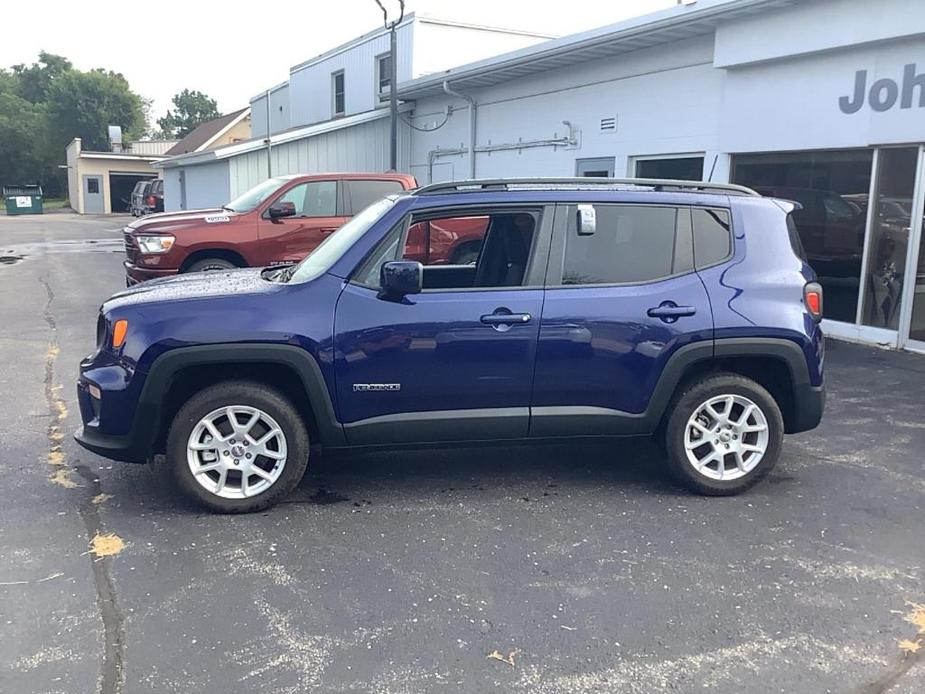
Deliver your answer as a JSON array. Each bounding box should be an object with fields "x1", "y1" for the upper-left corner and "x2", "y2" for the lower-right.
[
  {"x1": 576, "y1": 157, "x2": 615, "y2": 177},
  {"x1": 898, "y1": 145, "x2": 925, "y2": 352},
  {"x1": 83, "y1": 175, "x2": 104, "y2": 214}
]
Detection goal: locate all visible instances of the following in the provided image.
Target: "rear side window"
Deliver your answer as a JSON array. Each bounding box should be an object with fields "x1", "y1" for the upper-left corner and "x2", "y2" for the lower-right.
[
  {"x1": 692, "y1": 207, "x2": 732, "y2": 268},
  {"x1": 346, "y1": 180, "x2": 405, "y2": 214},
  {"x1": 560, "y1": 205, "x2": 692, "y2": 285}
]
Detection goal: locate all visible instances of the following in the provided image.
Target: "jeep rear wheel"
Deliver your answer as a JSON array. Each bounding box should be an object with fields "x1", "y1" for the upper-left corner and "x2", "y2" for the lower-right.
[
  {"x1": 166, "y1": 381, "x2": 309, "y2": 513},
  {"x1": 664, "y1": 374, "x2": 783, "y2": 495}
]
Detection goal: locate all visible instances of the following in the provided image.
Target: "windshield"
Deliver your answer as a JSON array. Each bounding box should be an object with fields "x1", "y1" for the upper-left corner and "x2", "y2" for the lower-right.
[
  {"x1": 287, "y1": 196, "x2": 397, "y2": 284},
  {"x1": 224, "y1": 177, "x2": 290, "y2": 213}
]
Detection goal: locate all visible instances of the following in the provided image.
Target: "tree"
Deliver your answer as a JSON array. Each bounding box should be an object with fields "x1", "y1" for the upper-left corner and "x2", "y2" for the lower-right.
[
  {"x1": 157, "y1": 89, "x2": 220, "y2": 139},
  {"x1": 0, "y1": 53, "x2": 147, "y2": 195},
  {"x1": 46, "y1": 69, "x2": 146, "y2": 152},
  {"x1": 11, "y1": 52, "x2": 72, "y2": 103}
]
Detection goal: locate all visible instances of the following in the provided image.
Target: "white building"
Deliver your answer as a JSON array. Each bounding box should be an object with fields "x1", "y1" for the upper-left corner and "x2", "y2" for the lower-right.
[
  {"x1": 158, "y1": 0, "x2": 925, "y2": 351},
  {"x1": 155, "y1": 13, "x2": 550, "y2": 211}
]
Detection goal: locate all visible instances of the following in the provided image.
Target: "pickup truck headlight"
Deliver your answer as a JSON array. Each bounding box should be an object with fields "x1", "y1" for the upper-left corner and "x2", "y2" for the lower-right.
[{"x1": 136, "y1": 234, "x2": 175, "y2": 254}]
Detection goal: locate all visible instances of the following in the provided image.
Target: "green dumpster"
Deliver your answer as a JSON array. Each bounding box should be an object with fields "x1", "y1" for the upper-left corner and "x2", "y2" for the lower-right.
[{"x1": 3, "y1": 185, "x2": 44, "y2": 215}]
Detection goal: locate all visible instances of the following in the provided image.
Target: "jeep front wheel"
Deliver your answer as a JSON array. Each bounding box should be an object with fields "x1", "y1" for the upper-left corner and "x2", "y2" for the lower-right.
[
  {"x1": 664, "y1": 374, "x2": 783, "y2": 495},
  {"x1": 166, "y1": 381, "x2": 309, "y2": 512}
]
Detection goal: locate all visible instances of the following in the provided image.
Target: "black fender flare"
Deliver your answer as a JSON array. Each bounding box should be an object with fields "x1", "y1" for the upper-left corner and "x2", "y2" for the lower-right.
[
  {"x1": 645, "y1": 336, "x2": 819, "y2": 433},
  {"x1": 137, "y1": 343, "x2": 345, "y2": 449}
]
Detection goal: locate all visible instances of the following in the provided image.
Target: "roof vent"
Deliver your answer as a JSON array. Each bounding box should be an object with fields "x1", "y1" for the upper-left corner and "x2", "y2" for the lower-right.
[{"x1": 600, "y1": 116, "x2": 617, "y2": 134}]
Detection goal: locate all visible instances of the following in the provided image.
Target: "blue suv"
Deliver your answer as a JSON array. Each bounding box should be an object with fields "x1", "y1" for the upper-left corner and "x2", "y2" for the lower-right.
[{"x1": 75, "y1": 178, "x2": 825, "y2": 512}]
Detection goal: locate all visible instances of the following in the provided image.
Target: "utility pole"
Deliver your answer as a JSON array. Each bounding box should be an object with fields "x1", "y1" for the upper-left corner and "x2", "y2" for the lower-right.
[{"x1": 374, "y1": 0, "x2": 404, "y2": 171}]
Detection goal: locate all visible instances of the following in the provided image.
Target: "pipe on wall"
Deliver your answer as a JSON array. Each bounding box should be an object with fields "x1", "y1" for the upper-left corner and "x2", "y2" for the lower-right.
[{"x1": 442, "y1": 81, "x2": 476, "y2": 179}]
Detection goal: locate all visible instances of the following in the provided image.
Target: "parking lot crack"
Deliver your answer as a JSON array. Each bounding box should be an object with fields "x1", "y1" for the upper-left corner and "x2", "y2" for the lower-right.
[{"x1": 40, "y1": 272, "x2": 125, "y2": 694}]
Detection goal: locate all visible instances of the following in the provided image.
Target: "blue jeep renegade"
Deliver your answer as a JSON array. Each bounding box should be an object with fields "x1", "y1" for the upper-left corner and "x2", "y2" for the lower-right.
[{"x1": 75, "y1": 178, "x2": 825, "y2": 513}]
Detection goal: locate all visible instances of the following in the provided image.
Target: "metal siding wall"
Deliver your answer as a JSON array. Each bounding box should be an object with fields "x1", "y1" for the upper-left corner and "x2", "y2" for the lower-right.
[
  {"x1": 250, "y1": 95, "x2": 268, "y2": 138},
  {"x1": 288, "y1": 23, "x2": 413, "y2": 128},
  {"x1": 406, "y1": 36, "x2": 721, "y2": 182},
  {"x1": 225, "y1": 118, "x2": 392, "y2": 197},
  {"x1": 182, "y1": 161, "x2": 231, "y2": 210}
]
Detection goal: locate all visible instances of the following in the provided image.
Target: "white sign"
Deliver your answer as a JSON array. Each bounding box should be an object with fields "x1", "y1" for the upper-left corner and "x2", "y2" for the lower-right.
[
  {"x1": 15, "y1": 196, "x2": 32, "y2": 208},
  {"x1": 204, "y1": 214, "x2": 230, "y2": 224}
]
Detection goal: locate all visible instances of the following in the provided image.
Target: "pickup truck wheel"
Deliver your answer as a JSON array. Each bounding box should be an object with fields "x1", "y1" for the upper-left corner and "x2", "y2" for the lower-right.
[
  {"x1": 664, "y1": 374, "x2": 783, "y2": 496},
  {"x1": 167, "y1": 381, "x2": 309, "y2": 513},
  {"x1": 185, "y1": 258, "x2": 237, "y2": 273}
]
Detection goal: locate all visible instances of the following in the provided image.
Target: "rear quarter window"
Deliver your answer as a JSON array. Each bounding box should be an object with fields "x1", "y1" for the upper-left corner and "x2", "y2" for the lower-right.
[
  {"x1": 786, "y1": 213, "x2": 808, "y2": 262},
  {"x1": 692, "y1": 207, "x2": 733, "y2": 269}
]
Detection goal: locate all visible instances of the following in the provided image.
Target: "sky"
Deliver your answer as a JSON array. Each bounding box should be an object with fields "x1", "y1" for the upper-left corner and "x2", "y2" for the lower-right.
[{"x1": 1, "y1": 0, "x2": 676, "y2": 125}]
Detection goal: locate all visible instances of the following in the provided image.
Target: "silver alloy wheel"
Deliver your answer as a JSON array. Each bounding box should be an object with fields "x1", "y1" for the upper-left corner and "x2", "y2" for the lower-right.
[
  {"x1": 683, "y1": 394, "x2": 769, "y2": 481},
  {"x1": 186, "y1": 405, "x2": 288, "y2": 499}
]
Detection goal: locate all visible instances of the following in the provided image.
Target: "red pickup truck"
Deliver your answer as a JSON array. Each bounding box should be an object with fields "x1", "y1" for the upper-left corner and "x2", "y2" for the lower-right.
[{"x1": 123, "y1": 173, "x2": 421, "y2": 285}]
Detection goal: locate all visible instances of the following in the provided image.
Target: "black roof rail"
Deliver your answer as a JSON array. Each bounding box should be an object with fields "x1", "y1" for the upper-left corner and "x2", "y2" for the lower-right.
[{"x1": 413, "y1": 177, "x2": 760, "y2": 197}]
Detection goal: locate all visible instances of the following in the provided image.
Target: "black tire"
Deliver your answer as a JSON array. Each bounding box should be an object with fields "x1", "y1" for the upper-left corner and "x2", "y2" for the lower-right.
[
  {"x1": 166, "y1": 381, "x2": 309, "y2": 513},
  {"x1": 185, "y1": 257, "x2": 237, "y2": 273},
  {"x1": 663, "y1": 373, "x2": 784, "y2": 496}
]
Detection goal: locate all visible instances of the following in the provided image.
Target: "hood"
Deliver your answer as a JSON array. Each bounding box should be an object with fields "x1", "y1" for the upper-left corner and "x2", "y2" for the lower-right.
[
  {"x1": 127, "y1": 208, "x2": 241, "y2": 233},
  {"x1": 104, "y1": 267, "x2": 278, "y2": 311}
]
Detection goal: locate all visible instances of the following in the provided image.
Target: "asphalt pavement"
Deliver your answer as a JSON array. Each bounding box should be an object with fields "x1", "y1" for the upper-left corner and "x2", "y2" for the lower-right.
[{"x1": 1, "y1": 213, "x2": 923, "y2": 694}]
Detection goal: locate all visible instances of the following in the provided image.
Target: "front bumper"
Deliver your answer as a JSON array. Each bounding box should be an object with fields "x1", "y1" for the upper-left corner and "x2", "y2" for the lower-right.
[
  {"x1": 124, "y1": 260, "x2": 178, "y2": 286},
  {"x1": 74, "y1": 360, "x2": 153, "y2": 464}
]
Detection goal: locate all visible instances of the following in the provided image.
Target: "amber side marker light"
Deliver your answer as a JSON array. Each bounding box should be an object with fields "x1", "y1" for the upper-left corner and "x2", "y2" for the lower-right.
[
  {"x1": 804, "y1": 282, "x2": 823, "y2": 321},
  {"x1": 112, "y1": 319, "x2": 129, "y2": 348}
]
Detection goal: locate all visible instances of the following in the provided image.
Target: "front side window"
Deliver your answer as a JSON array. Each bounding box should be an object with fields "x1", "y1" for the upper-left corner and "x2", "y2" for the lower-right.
[
  {"x1": 275, "y1": 181, "x2": 337, "y2": 217},
  {"x1": 560, "y1": 205, "x2": 691, "y2": 285},
  {"x1": 354, "y1": 210, "x2": 538, "y2": 291},
  {"x1": 332, "y1": 71, "x2": 345, "y2": 117}
]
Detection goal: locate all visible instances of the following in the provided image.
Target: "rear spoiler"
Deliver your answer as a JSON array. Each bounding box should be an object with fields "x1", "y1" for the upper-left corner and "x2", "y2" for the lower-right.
[{"x1": 768, "y1": 198, "x2": 804, "y2": 214}]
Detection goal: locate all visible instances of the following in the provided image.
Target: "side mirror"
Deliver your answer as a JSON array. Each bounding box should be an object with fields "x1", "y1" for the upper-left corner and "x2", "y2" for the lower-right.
[
  {"x1": 378, "y1": 260, "x2": 422, "y2": 301},
  {"x1": 268, "y1": 201, "x2": 297, "y2": 219}
]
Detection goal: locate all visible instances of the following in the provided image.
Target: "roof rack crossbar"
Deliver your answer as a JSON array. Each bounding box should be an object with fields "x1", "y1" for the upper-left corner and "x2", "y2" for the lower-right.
[{"x1": 414, "y1": 177, "x2": 760, "y2": 197}]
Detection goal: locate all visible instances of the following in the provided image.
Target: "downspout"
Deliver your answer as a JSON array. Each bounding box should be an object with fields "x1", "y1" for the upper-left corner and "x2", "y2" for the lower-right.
[
  {"x1": 265, "y1": 89, "x2": 272, "y2": 178},
  {"x1": 442, "y1": 81, "x2": 476, "y2": 179}
]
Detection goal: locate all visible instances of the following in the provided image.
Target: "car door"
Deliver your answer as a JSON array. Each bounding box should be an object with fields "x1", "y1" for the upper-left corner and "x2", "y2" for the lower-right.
[
  {"x1": 257, "y1": 180, "x2": 345, "y2": 264},
  {"x1": 333, "y1": 203, "x2": 554, "y2": 444},
  {"x1": 530, "y1": 202, "x2": 714, "y2": 436}
]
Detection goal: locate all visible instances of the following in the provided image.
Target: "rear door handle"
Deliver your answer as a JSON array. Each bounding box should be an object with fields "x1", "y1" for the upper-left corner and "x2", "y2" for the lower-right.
[
  {"x1": 320, "y1": 227, "x2": 338, "y2": 235},
  {"x1": 647, "y1": 301, "x2": 696, "y2": 323}
]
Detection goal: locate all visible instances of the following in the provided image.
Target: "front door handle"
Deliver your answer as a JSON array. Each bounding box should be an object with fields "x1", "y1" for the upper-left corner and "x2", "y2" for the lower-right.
[
  {"x1": 647, "y1": 301, "x2": 696, "y2": 323},
  {"x1": 320, "y1": 227, "x2": 337, "y2": 235},
  {"x1": 481, "y1": 311, "x2": 531, "y2": 331}
]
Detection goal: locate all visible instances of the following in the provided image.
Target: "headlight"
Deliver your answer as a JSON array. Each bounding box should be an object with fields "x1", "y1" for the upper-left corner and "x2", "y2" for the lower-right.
[{"x1": 136, "y1": 235, "x2": 175, "y2": 254}]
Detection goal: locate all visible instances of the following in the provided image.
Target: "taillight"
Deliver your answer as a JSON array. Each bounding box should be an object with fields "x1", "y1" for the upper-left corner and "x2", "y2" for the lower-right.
[
  {"x1": 804, "y1": 282, "x2": 823, "y2": 321},
  {"x1": 146, "y1": 195, "x2": 155, "y2": 206}
]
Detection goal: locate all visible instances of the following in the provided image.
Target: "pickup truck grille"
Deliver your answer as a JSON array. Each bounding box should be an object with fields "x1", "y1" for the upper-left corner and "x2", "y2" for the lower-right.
[{"x1": 123, "y1": 229, "x2": 138, "y2": 263}]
